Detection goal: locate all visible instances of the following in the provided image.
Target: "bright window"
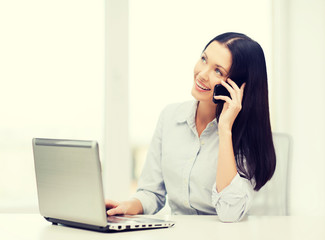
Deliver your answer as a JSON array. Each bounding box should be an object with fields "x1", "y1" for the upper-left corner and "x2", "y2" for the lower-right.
[{"x1": 0, "y1": 0, "x2": 105, "y2": 212}]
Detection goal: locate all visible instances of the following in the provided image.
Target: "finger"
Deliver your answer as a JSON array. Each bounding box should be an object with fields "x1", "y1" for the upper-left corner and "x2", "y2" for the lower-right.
[
  {"x1": 105, "y1": 199, "x2": 120, "y2": 209},
  {"x1": 221, "y1": 102, "x2": 229, "y2": 114},
  {"x1": 221, "y1": 80, "x2": 238, "y2": 102},
  {"x1": 107, "y1": 208, "x2": 118, "y2": 216},
  {"x1": 227, "y1": 78, "x2": 245, "y2": 103},
  {"x1": 226, "y1": 78, "x2": 240, "y2": 91},
  {"x1": 107, "y1": 206, "x2": 125, "y2": 216},
  {"x1": 239, "y1": 82, "x2": 246, "y2": 101},
  {"x1": 220, "y1": 80, "x2": 233, "y2": 94},
  {"x1": 240, "y1": 82, "x2": 246, "y2": 94},
  {"x1": 214, "y1": 95, "x2": 232, "y2": 105},
  {"x1": 227, "y1": 78, "x2": 244, "y2": 102},
  {"x1": 107, "y1": 207, "x2": 119, "y2": 215}
]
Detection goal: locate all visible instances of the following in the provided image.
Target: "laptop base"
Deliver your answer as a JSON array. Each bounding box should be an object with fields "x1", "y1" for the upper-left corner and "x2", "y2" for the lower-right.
[{"x1": 45, "y1": 216, "x2": 174, "y2": 233}]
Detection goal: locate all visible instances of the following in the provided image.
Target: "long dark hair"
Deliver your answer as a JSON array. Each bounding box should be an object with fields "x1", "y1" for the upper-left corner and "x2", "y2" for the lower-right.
[{"x1": 204, "y1": 32, "x2": 276, "y2": 191}]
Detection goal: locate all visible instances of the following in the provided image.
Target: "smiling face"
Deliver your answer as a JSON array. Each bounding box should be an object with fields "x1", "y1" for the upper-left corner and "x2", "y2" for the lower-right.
[{"x1": 191, "y1": 41, "x2": 232, "y2": 103}]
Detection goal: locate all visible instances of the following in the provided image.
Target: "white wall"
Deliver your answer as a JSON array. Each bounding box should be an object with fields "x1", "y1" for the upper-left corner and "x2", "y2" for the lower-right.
[
  {"x1": 0, "y1": 0, "x2": 105, "y2": 212},
  {"x1": 272, "y1": 0, "x2": 325, "y2": 216}
]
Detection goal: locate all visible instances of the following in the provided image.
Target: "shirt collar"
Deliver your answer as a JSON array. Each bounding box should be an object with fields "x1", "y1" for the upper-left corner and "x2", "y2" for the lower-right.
[
  {"x1": 176, "y1": 100, "x2": 198, "y2": 124},
  {"x1": 176, "y1": 100, "x2": 218, "y2": 127}
]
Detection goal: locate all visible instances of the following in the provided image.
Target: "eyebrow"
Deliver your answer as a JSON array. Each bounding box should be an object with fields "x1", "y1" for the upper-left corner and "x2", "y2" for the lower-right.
[{"x1": 203, "y1": 52, "x2": 229, "y2": 75}]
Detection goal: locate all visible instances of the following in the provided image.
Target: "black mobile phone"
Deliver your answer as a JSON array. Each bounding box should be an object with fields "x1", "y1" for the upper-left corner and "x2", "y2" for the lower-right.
[
  {"x1": 213, "y1": 84, "x2": 230, "y2": 104},
  {"x1": 212, "y1": 81, "x2": 245, "y2": 104}
]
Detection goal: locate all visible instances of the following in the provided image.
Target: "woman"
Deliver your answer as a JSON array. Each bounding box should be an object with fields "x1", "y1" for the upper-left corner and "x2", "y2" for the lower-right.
[{"x1": 106, "y1": 32, "x2": 276, "y2": 222}]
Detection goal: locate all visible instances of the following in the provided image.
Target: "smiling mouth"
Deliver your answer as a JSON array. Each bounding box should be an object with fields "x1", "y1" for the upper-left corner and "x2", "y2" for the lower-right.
[{"x1": 196, "y1": 80, "x2": 211, "y2": 91}]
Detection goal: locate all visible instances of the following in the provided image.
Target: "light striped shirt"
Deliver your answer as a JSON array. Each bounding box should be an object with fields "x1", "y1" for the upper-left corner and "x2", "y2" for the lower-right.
[{"x1": 133, "y1": 100, "x2": 254, "y2": 222}]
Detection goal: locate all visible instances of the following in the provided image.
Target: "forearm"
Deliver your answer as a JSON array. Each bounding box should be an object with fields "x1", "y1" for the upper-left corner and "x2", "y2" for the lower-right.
[{"x1": 216, "y1": 128, "x2": 238, "y2": 192}]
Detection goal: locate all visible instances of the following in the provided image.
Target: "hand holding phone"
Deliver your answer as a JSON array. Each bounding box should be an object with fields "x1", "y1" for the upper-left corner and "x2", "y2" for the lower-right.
[{"x1": 213, "y1": 79, "x2": 245, "y2": 104}]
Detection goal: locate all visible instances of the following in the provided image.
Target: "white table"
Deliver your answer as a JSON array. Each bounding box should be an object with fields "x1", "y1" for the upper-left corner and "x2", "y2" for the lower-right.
[{"x1": 0, "y1": 214, "x2": 324, "y2": 240}]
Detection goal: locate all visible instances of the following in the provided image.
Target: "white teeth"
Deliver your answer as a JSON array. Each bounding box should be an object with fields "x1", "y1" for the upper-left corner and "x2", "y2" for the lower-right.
[{"x1": 196, "y1": 80, "x2": 210, "y2": 90}]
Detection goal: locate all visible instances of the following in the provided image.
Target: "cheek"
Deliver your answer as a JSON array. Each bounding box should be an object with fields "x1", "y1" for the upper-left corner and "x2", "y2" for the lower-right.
[
  {"x1": 211, "y1": 76, "x2": 222, "y2": 86},
  {"x1": 193, "y1": 62, "x2": 200, "y2": 77}
]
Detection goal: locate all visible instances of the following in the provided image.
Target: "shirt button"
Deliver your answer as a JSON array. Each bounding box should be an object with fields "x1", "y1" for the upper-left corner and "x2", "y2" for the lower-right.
[
  {"x1": 201, "y1": 141, "x2": 205, "y2": 145},
  {"x1": 183, "y1": 201, "x2": 189, "y2": 207}
]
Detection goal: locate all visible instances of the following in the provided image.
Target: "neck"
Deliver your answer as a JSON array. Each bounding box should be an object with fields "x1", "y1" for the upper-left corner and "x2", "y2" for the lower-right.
[{"x1": 196, "y1": 101, "x2": 216, "y2": 125}]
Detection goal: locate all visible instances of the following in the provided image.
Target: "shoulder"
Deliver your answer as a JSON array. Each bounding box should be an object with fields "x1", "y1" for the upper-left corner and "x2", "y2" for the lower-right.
[{"x1": 160, "y1": 100, "x2": 195, "y2": 122}]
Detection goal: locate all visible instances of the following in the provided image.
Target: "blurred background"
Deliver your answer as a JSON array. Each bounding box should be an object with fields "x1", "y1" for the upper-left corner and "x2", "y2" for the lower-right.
[{"x1": 0, "y1": 0, "x2": 324, "y2": 216}]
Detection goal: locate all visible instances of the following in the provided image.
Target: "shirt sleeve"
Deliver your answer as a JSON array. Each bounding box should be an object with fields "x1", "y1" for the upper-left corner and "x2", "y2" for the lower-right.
[
  {"x1": 211, "y1": 173, "x2": 255, "y2": 222},
  {"x1": 132, "y1": 109, "x2": 167, "y2": 214}
]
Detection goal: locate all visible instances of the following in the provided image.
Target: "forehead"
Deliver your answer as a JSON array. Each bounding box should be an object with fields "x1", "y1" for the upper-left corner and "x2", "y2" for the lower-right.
[{"x1": 204, "y1": 41, "x2": 232, "y2": 72}]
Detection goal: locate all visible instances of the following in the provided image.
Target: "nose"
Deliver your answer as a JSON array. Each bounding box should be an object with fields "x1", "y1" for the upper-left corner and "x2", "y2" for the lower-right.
[{"x1": 198, "y1": 67, "x2": 209, "y2": 82}]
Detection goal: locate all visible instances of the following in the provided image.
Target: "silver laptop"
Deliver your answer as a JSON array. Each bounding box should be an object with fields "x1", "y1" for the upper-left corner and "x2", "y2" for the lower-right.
[{"x1": 32, "y1": 138, "x2": 174, "y2": 232}]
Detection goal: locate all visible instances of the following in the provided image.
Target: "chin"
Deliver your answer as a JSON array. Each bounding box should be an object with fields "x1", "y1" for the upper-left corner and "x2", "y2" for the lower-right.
[
  {"x1": 191, "y1": 87, "x2": 200, "y2": 101},
  {"x1": 191, "y1": 86, "x2": 211, "y2": 102}
]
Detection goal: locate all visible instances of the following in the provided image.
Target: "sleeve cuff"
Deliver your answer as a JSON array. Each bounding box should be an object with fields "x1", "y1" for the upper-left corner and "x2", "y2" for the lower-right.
[
  {"x1": 132, "y1": 190, "x2": 159, "y2": 215},
  {"x1": 212, "y1": 172, "x2": 254, "y2": 208}
]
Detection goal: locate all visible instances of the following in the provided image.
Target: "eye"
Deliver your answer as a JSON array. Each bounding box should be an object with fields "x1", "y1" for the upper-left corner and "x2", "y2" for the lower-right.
[
  {"x1": 201, "y1": 56, "x2": 206, "y2": 63},
  {"x1": 215, "y1": 68, "x2": 223, "y2": 76}
]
